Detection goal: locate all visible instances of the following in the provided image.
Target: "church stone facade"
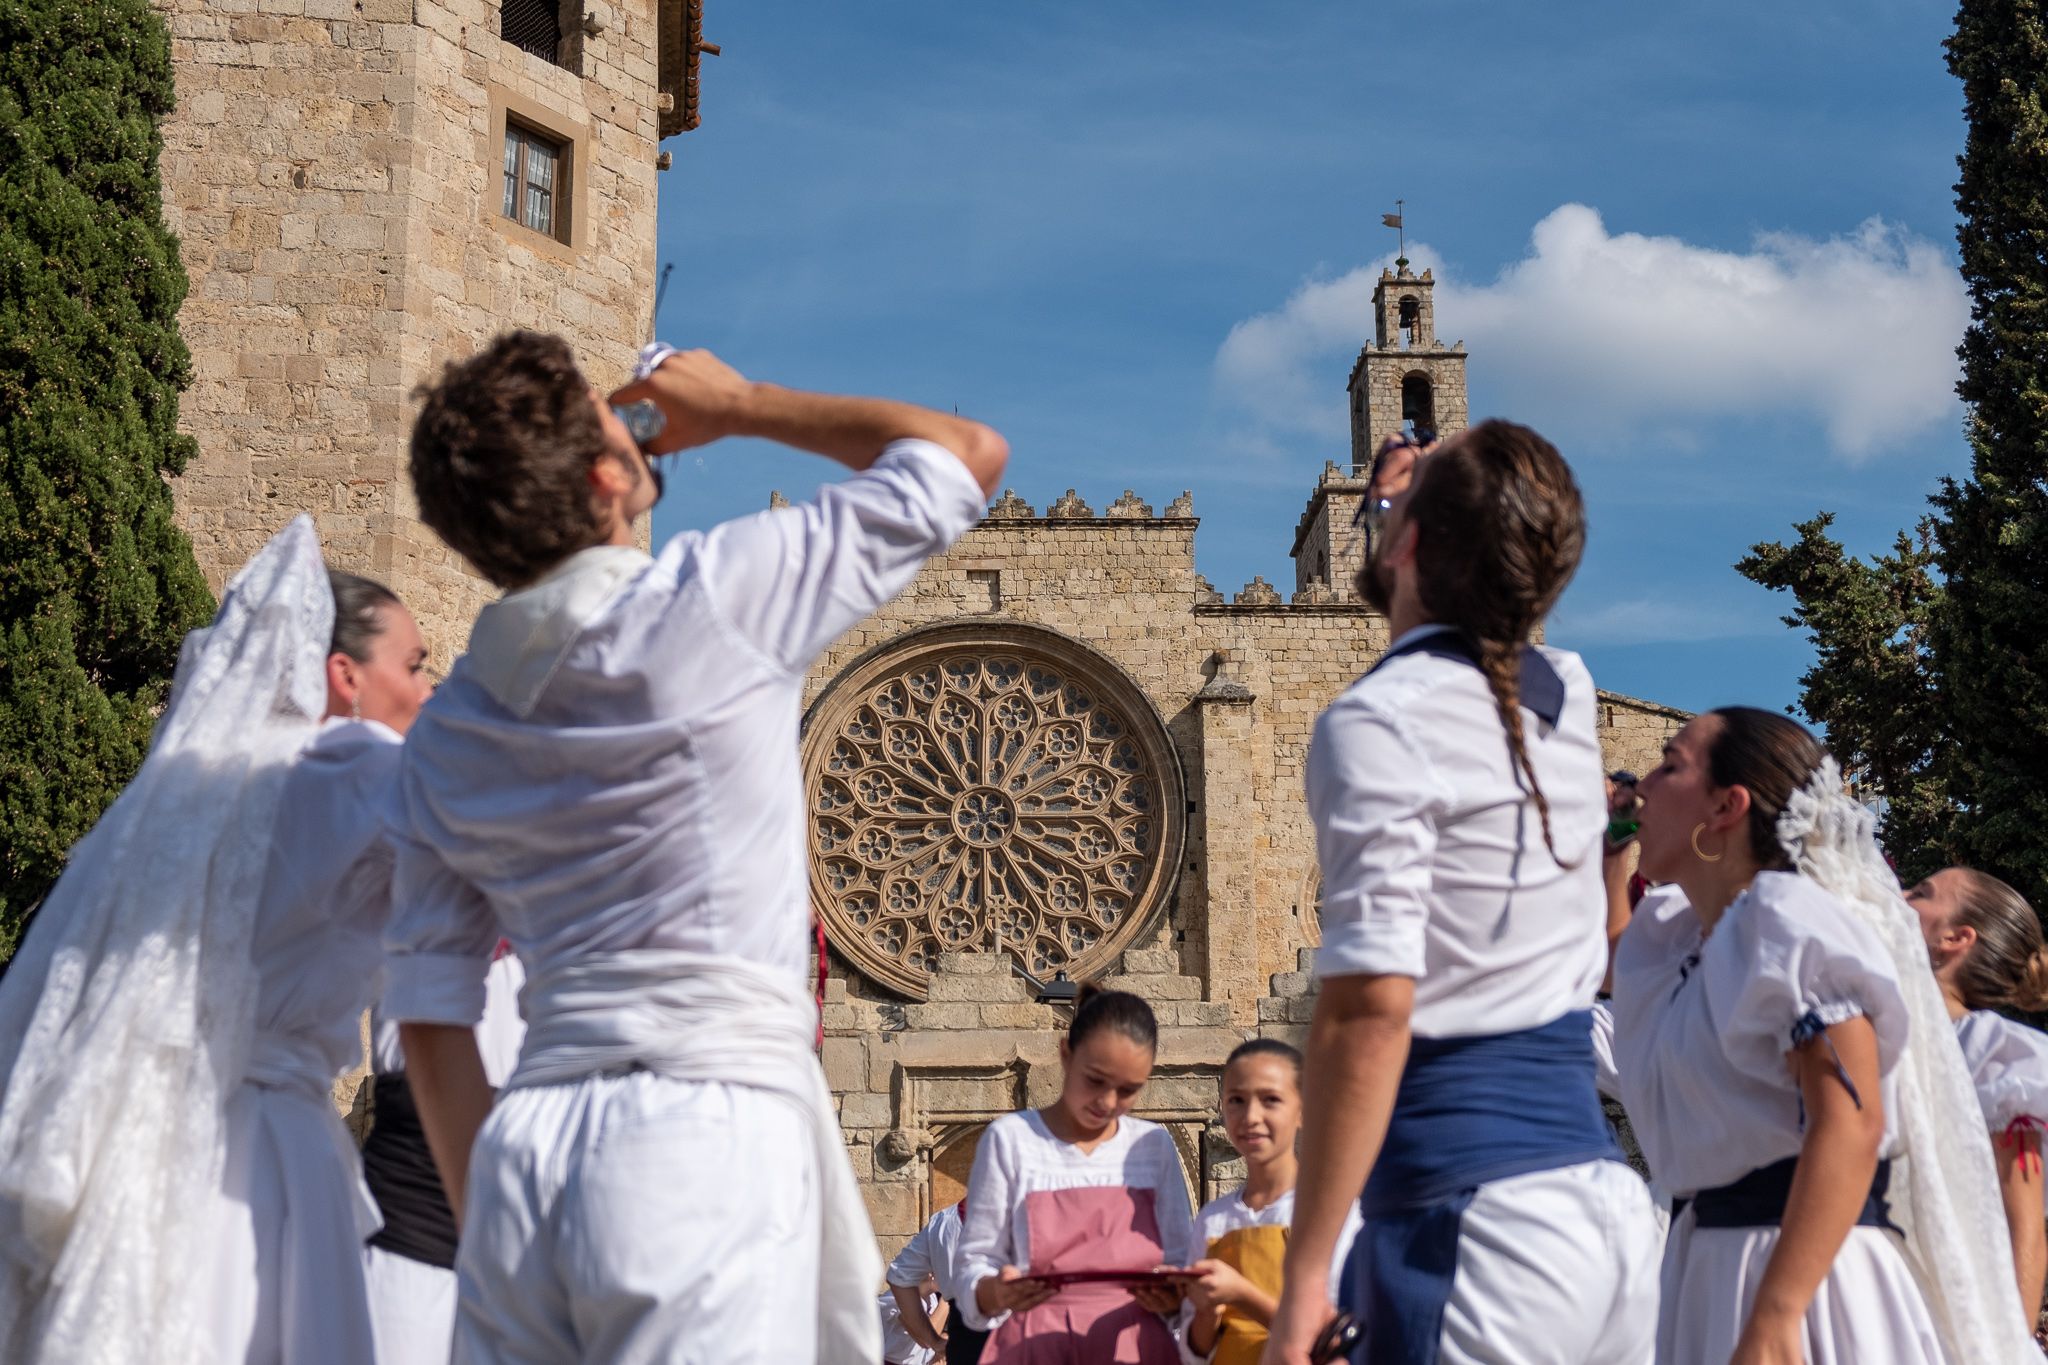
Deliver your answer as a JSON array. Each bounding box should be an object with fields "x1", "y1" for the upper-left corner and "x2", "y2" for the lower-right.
[
  {"x1": 799, "y1": 269, "x2": 1686, "y2": 1256},
  {"x1": 150, "y1": 10, "x2": 1683, "y2": 1255}
]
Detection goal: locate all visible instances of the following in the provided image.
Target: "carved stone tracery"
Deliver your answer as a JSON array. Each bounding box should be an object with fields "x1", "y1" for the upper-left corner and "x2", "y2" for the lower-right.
[{"x1": 805, "y1": 625, "x2": 1186, "y2": 998}]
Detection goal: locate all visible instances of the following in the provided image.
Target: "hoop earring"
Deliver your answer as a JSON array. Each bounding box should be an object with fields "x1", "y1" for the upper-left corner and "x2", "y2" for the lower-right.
[{"x1": 1691, "y1": 823, "x2": 1723, "y2": 863}]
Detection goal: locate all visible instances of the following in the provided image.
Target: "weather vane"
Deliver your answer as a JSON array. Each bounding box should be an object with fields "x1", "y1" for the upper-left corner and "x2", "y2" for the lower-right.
[{"x1": 1382, "y1": 199, "x2": 1406, "y2": 269}]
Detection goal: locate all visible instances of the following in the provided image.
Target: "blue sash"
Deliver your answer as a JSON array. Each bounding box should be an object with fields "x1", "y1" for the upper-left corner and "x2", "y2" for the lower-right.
[{"x1": 1342, "y1": 1010, "x2": 1622, "y2": 1364}]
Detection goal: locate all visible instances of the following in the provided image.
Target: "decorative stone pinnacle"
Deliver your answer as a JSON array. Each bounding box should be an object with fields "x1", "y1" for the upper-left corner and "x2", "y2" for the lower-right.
[
  {"x1": 1105, "y1": 489, "x2": 1152, "y2": 519},
  {"x1": 769, "y1": 490, "x2": 789, "y2": 509},
  {"x1": 1164, "y1": 490, "x2": 1194, "y2": 518},
  {"x1": 1234, "y1": 575, "x2": 1282, "y2": 606},
  {"x1": 987, "y1": 488, "x2": 1035, "y2": 518},
  {"x1": 1047, "y1": 488, "x2": 1093, "y2": 519}
]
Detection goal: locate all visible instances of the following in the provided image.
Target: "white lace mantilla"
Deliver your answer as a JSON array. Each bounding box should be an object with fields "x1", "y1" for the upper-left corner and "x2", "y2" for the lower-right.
[
  {"x1": 0, "y1": 516, "x2": 332, "y2": 1363},
  {"x1": 1777, "y1": 759, "x2": 2037, "y2": 1362}
]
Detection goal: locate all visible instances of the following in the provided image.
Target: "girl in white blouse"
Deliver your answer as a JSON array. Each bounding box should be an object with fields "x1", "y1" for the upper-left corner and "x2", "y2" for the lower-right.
[
  {"x1": 1612, "y1": 707, "x2": 2029, "y2": 1363},
  {"x1": 1905, "y1": 865, "x2": 2048, "y2": 1325},
  {"x1": 959, "y1": 987, "x2": 1196, "y2": 1364}
]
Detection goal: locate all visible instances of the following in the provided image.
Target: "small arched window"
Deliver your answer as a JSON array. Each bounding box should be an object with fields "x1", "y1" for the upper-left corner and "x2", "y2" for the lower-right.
[{"x1": 1402, "y1": 372, "x2": 1435, "y2": 434}]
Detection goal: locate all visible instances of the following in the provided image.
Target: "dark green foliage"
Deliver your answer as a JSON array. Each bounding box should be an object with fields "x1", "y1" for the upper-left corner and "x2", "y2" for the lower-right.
[
  {"x1": 1739, "y1": 0, "x2": 2048, "y2": 901},
  {"x1": 0, "y1": 0, "x2": 215, "y2": 957},
  {"x1": 1736, "y1": 517, "x2": 1951, "y2": 880},
  {"x1": 1931, "y1": 2, "x2": 2048, "y2": 895}
]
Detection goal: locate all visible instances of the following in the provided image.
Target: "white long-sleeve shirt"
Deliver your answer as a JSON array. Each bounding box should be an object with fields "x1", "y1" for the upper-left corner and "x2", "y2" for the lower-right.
[
  {"x1": 382, "y1": 441, "x2": 987, "y2": 1025},
  {"x1": 1307, "y1": 625, "x2": 1609, "y2": 1037},
  {"x1": 888, "y1": 1203, "x2": 971, "y2": 1305}
]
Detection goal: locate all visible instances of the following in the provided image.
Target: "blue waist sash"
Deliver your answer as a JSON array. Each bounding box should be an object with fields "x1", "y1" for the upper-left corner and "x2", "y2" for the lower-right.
[
  {"x1": 1683, "y1": 1155, "x2": 1898, "y2": 1231},
  {"x1": 1363, "y1": 1008, "x2": 1622, "y2": 1216},
  {"x1": 1346, "y1": 1009, "x2": 1624, "y2": 1364}
]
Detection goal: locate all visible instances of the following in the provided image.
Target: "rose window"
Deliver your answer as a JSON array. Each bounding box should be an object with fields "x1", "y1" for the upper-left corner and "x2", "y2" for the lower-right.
[{"x1": 804, "y1": 625, "x2": 1187, "y2": 998}]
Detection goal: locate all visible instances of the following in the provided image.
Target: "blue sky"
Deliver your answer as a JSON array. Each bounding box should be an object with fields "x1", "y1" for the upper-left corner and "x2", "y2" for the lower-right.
[{"x1": 648, "y1": 0, "x2": 1969, "y2": 718}]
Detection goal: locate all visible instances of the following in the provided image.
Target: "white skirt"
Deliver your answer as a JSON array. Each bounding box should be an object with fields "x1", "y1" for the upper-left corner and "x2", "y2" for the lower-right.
[
  {"x1": 365, "y1": 1246, "x2": 457, "y2": 1365},
  {"x1": 1657, "y1": 1210, "x2": 1945, "y2": 1364},
  {"x1": 201, "y1": 1084, "x2": 382, "y2": 1364}
]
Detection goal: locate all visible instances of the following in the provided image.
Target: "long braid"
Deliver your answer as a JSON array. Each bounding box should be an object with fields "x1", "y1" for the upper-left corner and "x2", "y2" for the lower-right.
[
  {"x1": 1401, "y1": 419, "x2": 1587, "y2": 871},
  {"x1": 1476, "y1": 637, "x2": 1562, "y2": 865}
]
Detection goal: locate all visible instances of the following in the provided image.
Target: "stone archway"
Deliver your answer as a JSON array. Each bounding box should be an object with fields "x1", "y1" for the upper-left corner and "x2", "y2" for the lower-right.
[{"x1": 804, "y1": 623, "x2": 1187, "y2": 999}]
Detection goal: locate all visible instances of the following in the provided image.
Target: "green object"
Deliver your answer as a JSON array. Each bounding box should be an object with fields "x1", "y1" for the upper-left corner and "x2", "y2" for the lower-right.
[
  {"x1": 1607, "y1": 817, "x2": 1640, "y2": 846},
  {"x1": 1738, "y1": 0, "x2": 2048, "y2": 900},
  {"x1": 0, "y1": 0, "x2": 215, "y2": 961}
]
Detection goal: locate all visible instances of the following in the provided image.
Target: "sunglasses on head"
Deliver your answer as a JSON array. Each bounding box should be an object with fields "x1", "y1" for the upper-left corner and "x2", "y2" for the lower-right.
[{"x1": 1350, "y1": 430, "x2": 1435, "y2": 549}]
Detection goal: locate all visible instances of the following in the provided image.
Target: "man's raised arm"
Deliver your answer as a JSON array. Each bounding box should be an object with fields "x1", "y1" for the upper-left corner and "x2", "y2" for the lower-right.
[{"x1": 609, "y1": 349, "x2": 1009, "y2": 496}]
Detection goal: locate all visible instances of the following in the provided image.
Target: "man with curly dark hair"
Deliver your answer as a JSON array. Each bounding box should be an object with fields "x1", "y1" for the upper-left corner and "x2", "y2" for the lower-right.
[{"x1": 385, "y1": 333, "x2": 1006, "y2": 1364}]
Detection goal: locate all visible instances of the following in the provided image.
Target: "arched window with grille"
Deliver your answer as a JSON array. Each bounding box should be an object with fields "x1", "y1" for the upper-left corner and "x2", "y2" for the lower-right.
[{"x1": 1401, "y1": 372, "x2": 1435, "y2": 435}]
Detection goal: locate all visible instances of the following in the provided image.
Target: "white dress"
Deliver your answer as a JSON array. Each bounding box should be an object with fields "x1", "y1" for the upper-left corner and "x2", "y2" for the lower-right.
[
  {"x1": 362, "y1": 955, "x2": 527, "y2": 1365},
  {"x1": 383, "y1": 440, "x2": 987, "y2": 1364},
  {"x1": 1610, "y1": 874, "x2": 1945, "y2": 1364},
  {"x1": 199, "y1": 717, "x2": 404, "y2": 1364}
]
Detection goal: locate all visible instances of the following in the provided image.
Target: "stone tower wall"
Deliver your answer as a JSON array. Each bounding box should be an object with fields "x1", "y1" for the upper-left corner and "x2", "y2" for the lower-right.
[
  {"x1": 1347, "y1": 348, "x2": 1470, "y2": 466},
  {"x1": 157, "y1": 0, "x2": 664, "y2": 659}
]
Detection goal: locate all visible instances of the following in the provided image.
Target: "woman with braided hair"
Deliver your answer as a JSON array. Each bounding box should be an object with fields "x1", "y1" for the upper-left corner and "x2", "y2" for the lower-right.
[
  {"x1": 1264, "y1": 421, "x2": 1661, "y2": 1365},
  {"x1": 1905, "y1": 866, "x2": 2048, "y2": 1324}
]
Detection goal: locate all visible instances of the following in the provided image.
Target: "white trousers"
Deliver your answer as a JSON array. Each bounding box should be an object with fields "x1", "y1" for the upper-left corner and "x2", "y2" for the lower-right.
[
  {"x1": 1435, "y1": 1160, "x2": 1662, "y2": 1365},
  {"x1": 1657, "y1": 1210, "x2": 1944, "y2": 1364},
  {"x1": 366, "y1": 1246, "x2": 458, "y2": 1365},
  {"x1": 455, "y1": 1070, "x2": 819, "y2": 1364}
]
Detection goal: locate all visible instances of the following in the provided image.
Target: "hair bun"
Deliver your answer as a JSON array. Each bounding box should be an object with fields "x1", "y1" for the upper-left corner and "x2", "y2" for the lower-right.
[{"x1": 2016, "y1": 946, "x2": 2048, "y2": 1014}]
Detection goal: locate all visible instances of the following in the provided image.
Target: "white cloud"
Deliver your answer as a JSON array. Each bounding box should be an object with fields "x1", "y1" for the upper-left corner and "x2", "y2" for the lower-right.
[
  {"x1": 1549, "y1": 596, "x2": 1773, "y2": 647},
  {"x1": 1214, "y1": 204, "x2": 1968, "y2": 459}
]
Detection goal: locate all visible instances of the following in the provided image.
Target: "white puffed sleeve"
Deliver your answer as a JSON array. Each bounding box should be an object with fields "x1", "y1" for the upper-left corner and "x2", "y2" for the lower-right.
[
  {"x1": 1957, "y1": 1011, "x2": 2048, "y2": 1132},
  {"x1": 1706, "y1": 871, "x2": 1909, "y2": 1095},
  {"x1": 1308, "y1": 697, "x2": 1451, "y2": 981}
]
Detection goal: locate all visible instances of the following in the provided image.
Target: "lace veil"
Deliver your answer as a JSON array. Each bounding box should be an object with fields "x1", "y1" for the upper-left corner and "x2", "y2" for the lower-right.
[
  {"x1": 1777, "y1": 759, "x2": 2037, "y2": 1362},
  {"x1": 0, "y1": 516, "x2": 332, "y2": 1363}
]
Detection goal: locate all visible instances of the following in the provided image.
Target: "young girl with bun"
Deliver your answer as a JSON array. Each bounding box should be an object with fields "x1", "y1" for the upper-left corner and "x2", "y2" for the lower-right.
[
  {"x1": 958, "y1": 986, "x2": 1195, "y2": 1364},
  {"x1": 1180, "y1": 1040, "x2": 1360, "y2": 1365},
  {"x1": 1906, "y1": 865, "x2": 2048, "y2": 1320}
]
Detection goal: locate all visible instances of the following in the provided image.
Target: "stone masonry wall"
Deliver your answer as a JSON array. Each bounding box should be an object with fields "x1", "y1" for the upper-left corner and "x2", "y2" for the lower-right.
[
  {"x1": 157, "y1": 0, "x2": 663, "y2": 660},
  {"x1": 800, "y1": 488, "x2": 1688, "y2": 1257}
]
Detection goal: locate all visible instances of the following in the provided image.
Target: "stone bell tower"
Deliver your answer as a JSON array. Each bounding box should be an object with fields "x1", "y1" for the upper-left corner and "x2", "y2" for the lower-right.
[
  {"x1": 1292, "y1": 261, "x2": 1472, "y2": 600},
  {"x1": 1347, "y1": 263, "x2": 1469, "y2": 463}
]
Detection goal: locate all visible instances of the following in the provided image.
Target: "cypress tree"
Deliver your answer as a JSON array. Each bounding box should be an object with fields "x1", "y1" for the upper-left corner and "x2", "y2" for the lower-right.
[
  {"x1": 1932, "y1": 1, "x2": 2048, "y2": 893},
  {"x1": 0, "y1": 0, "x2": 214, "y2": 957},
  {"x1": 1740, "y1": 1, "x2": 2048, "y2": 899}
]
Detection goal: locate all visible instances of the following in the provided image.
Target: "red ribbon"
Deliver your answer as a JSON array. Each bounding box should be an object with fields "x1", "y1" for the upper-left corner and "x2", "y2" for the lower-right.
[{"x1": 2001, "y1": 1114, "x2": 2044, "y2": 1178}]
